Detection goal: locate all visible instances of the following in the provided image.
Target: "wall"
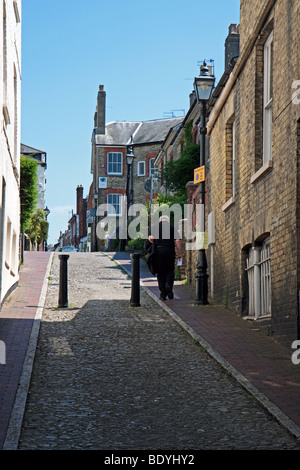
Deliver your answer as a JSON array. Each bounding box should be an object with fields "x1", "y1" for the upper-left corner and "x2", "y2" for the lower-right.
[
  {"x1": 0, "y1": 0, "x2": 21, "y2": 305},
  {"x1": 206, "y1": 0, "x2": 300, "y2": 347}
]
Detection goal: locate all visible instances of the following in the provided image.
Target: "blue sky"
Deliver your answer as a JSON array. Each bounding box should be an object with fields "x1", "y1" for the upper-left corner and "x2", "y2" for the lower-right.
[{"x1": 21, "y1": 0, "x2": 240, "y2": 245}]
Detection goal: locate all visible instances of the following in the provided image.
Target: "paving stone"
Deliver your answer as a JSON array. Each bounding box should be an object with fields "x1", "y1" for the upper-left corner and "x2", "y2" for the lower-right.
[{"x1": 18, "y1": 253, "x2": 300, "y2": 450}]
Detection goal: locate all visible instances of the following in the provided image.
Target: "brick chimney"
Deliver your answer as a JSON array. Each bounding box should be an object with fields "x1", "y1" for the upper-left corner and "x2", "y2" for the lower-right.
[
  {"x1": 76, "y1": 185, "x2": 85, "y2": 241},
  {"x1": 96, "y1": 84, "x2": 106, "y2": 135},
  {"x1": 224, "y1": 23, "x2": 240, "y2": 71}
]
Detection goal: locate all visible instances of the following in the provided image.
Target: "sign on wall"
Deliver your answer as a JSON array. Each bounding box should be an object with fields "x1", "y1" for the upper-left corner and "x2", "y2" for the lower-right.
[
  {"x1": 194, "y1": 166, "x2": 205, "y2": 184},
  {"x1": 99, "y1": 177, "x2": 107, "y2": 189}
]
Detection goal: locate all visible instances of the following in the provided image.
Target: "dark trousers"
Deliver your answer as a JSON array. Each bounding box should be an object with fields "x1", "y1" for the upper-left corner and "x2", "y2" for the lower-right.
[{"x1": 156, "y1": 246, "x2": 175, "y2": 297}]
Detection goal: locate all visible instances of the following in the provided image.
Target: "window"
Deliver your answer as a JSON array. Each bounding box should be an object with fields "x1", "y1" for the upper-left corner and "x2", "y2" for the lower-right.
[
  {"x1": 107, "y1": 194, "x2": 122, "y2": 216},
  {"x1": 222, "y1": 117, "x2": 236, "y2": 211},
  {"x1": 245, "y1": 237, "x2": 271, "y2": 318},
  {"x1": 107, "y1": 152, "x2": 123, "y2": 175},
  {"x1": 232, "y1": 121, "x2": 236, "y2": 197},
  {"x1": 263, "y1": 32, "x2": 273, "y2": 164},
  {"x1": 5, "y1": 218, "x2": 11, "y2": 269},
  {"x1": 137, "y1": 161, "x2": 145, "y2": 176},
  {"x1": 149, "y1": 158, "x2": 155, "y2": 177}
]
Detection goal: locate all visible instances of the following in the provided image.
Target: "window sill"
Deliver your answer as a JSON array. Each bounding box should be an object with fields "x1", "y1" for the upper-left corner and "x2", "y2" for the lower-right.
[
  {"x1": 222, "y1": 196, "x2": 236, "y2": 212},
  {"x1": 250, "y1": 160, "x2": 273, "y2": 184}
]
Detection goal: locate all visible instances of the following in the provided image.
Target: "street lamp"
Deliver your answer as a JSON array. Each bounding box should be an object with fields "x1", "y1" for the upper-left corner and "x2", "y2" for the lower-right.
[
  {"x1": 44, "y1": 206, "x2": 50, "y2": 219},
  {"x1": 193, "y1": 61, "x2": 215, "y2": 305},
  {"x1": 93, "y1": 190, "x2": 98, "y2": 251},
  {"x1": 120, "y1": 141, "x2": 135, "y2": 251},
  {"x1": 126, "y1": 143, "x2": 134, "y2": 212}
]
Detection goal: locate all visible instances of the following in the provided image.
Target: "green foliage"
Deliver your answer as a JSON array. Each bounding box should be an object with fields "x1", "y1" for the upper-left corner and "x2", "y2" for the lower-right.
[
  {"x1": 163, "y1": 121, "x2": 199, "y2": 195},
  {"x1": 127, "y1": 237, "x2": 145, "y2": 251},
  {"x1": 20, "y1": 156, "x2": 38, "y2": 231},
  {"x1": 26, "y1": 208, "x2": 49, "y2": 246}
]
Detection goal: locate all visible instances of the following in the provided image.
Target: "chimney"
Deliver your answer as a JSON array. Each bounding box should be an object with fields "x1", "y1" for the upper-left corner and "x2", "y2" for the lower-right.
[
  {"x1": 224, "y1": 23, "x2": 240, "y2": 71},
  {"x1": 189, "y1": 90, "x2": 196, "y2": 108},
  {"x1": 76, "y1": 185, "x2": 85, "y2": 241},
  {"x1": 96, "y1": 84, "x2": 106, "y2": 135}
]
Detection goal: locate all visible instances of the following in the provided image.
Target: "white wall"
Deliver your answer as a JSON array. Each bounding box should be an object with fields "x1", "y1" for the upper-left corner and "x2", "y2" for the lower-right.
[{"x1": 0, "y1": 0, "x2": 22, "y2": 303}]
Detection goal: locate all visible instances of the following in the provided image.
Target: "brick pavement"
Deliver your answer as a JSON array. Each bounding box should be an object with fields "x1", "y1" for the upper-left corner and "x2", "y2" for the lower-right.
[
  {"x1": 0, "y1": 251, "x2": 52, "y2": 450},
  {"x1": 107, "y1": 251, "x2": 300, "y2": 440}
]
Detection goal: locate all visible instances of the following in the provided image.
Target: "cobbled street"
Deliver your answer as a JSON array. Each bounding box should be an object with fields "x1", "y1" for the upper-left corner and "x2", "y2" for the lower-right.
[{"x1": 18, "y1": 253, "x2": 300, "y2": 450}]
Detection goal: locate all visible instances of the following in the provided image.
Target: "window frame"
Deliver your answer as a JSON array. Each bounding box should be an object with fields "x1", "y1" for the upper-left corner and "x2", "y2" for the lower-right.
[
  {"x1": 107, "y1": 193, "x2": 122, "y2": 217},
  {"x1": 149, "y1": 158, "x2": 155, "y2": 177},
  {"x1": 245, "y1": 237, "x2": 271, "y2": 318},
  {"x1": 137, "y1": 161, "x2": 145, "y2": 176},
  {"x1": 107, "y1": 152, "x2": 123, "y2": 176},
  {"x1": 263, "y1": 31, "x2": 273, "y2": 165}
]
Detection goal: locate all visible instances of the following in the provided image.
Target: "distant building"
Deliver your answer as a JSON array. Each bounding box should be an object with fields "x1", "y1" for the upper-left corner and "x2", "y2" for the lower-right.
[
  {"x1": 90, "y1": 85, "x2": 183, "y2": 250},
  {"x1": 21, "y1": 144, "x2": 47, "y2": 210},
  {"x1": 0, "y1": 0, "x2": 22, "y2": 306}
]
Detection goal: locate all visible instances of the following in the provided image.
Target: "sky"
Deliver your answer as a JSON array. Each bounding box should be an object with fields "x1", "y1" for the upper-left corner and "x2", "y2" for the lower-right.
[{"x1": 21, "y1": 0, "x2": 240, "y2": 246}]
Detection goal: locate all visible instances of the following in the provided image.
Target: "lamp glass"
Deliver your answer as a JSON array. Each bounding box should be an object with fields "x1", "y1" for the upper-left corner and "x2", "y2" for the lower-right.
[{"x1": 194, "y1": 75, "x2": 215, "y2": 102}]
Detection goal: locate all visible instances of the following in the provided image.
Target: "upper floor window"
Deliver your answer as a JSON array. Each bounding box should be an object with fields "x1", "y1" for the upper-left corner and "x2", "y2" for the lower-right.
[
  {"x1": 263, "y1": 32, "x2": 273, "y2": 164},
  {"x1": 137, "y1": 161, "x2": 145, "y2": 176},
  {"x1": 107, "y1": 152, "x2": 122, "y2": 175},
  {"x1": 149, "y1": 158, "x2": 155, "y2": 177}
]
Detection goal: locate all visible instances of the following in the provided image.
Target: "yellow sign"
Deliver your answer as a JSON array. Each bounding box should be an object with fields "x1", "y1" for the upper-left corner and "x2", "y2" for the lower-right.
[{"x1": 194, "y1": 166, "x2": 205, "y2": 184}]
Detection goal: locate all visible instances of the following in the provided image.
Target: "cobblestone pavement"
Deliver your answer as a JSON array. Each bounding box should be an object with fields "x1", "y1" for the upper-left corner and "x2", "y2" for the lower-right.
[{"x1": 18, "y1": 253, "x2": 300, "y2": 450}]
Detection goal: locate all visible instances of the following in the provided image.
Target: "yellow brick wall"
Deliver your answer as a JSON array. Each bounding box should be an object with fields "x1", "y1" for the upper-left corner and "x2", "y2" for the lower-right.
[{"x1": 199, "y1": 0, "x2": 300, "y2": 346}]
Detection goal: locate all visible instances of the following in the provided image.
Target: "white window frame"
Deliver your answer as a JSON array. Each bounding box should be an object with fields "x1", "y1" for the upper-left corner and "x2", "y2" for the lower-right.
[
  {"x1": 107, "y1": 152, "x2": 123, "y2": 175},
  {"x1": 245, "y1": 237, "x2": 271, "y2": 318},
  {"x1": 232, "y1": 121, "x2": 236, "y2": 197},
  {"x1": 263, "y1": 32, "x2": 273, "y2": 164},
  {"x1": 149, "y1": 158, "x2": 155, "y2": 177},
  {"x1": 137, "y1": 161, "x2": 145, "y2": 176},
  {"x1": 107, "y1": 193, "x2": 122, "y2": 217}
]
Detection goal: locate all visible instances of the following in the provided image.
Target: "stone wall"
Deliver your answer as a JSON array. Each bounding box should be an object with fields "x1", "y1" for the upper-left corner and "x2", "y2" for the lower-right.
[{"x1": 202, "y1": 0, "x2": 300, "y2": 347}]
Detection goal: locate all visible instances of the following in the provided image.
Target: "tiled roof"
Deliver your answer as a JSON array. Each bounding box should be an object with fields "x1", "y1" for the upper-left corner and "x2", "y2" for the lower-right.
[
  {"x1": 21, "y1": 144, "x2": 46, "y2": 154},
  {"x1": 94, "y1": 117, "x2": 184, "y2": 146}
]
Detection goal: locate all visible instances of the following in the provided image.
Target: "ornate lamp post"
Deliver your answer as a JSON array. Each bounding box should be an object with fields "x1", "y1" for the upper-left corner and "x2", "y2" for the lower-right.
[
  {"x1": 193, "y1": 61, "x2": 215, "y2": 305},
  {"x1": 93, "y1": 190, "x2": 98, "y2": 251},
  {"x1": 120, "y1": 142, "x2": 135, "y2": 251},
  {"x1": 126, "y1": 142, "x2": 135, "y2": 214}
]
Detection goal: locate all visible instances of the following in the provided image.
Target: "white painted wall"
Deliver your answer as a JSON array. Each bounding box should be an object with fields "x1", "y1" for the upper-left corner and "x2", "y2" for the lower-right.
[{"x1": 0, "y1": 0, "x2": 22, "y2": 303}]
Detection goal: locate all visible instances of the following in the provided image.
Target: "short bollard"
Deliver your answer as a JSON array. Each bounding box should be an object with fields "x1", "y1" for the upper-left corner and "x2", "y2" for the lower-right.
[
  {"x1": 130, "y1": 253, "x2": 141, "y2": 307},
  {"x1": 58, "y1": 254, "x2": 69, "y2": 308}
]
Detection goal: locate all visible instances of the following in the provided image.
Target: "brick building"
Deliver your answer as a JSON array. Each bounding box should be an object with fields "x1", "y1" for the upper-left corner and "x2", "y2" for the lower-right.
[
  {"x1": 90, "y1": 85, "x2": 183, "y2": 250},
  {"x1": 197, "y1": 0, "x2": 299, "y2": 347}
]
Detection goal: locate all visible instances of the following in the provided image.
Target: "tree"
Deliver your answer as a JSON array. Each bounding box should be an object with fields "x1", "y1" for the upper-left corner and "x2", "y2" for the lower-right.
[
  {"x1": 20, "y1": 156, "x2": 38, "y2": 232},
  {"x1": 163, "y1": 122, "x2": 200, "y2": 196},
  {"x1": 26, "y1": 208, "x2": 49, "y2": 250}
]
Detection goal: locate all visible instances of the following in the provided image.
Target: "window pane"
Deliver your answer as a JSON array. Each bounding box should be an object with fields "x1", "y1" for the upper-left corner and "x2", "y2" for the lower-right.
[{"x1": 107, "y1": 152, "x2": 122, "y2": 174}]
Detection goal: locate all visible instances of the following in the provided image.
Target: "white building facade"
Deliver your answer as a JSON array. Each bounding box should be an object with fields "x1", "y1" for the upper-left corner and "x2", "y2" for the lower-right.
[{"x1": 0, "y1": 0, "x2": 21, "y2": 305}]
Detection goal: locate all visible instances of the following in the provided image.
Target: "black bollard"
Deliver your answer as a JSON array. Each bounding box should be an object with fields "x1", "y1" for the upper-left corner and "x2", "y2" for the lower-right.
[
  {"x1": 130, "y1": 253, "x2": 141, "y2": 307},
  {"x1": 58, "y1": 254, "x2": 69, "y2": 308}
]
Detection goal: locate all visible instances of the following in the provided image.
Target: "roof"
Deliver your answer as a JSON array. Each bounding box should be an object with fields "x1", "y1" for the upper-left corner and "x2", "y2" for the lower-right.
[
  {"x1": 95, "y1": 121, "x2": 140, "y2": 146},
  {"x1": 94, "y1": 117, "x2": 184, "y2": 146},
  {"x1": 21, "y1": 144, "x2": 46, "y2": 155},
  {"x1": 133, "y1": 118, "x2": 183, "y2": 145}
]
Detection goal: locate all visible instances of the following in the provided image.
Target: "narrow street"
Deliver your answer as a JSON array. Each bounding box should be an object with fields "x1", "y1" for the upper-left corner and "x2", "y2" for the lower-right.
[{"x1": 18, "y1": 253, "x2": 299, "y2": 450}]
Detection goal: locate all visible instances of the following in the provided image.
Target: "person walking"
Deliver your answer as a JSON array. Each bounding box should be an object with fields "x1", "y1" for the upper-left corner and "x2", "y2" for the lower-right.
[{"x1": 149, "y1": 215, "x2": 182, "y2": 300}]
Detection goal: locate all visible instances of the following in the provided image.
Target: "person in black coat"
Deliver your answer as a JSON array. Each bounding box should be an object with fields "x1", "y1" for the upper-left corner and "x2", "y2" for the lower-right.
[{"x1": 148, "y1": 215, "x2": 182, "y2": 300}]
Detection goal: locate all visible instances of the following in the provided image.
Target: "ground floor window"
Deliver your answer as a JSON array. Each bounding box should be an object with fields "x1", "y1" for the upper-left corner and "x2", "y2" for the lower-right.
[
  {"x1": 107, "y1": 193, "x2": 122, "y2": 216},
  {"x1": 245, "y1": 237, "x2": 271, "y2": 317}
]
